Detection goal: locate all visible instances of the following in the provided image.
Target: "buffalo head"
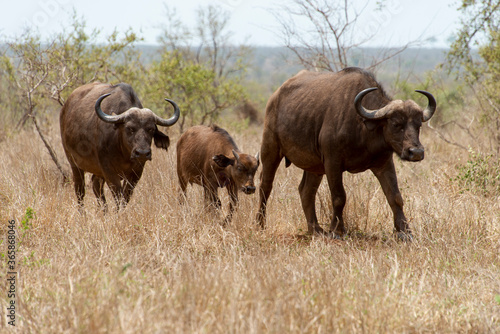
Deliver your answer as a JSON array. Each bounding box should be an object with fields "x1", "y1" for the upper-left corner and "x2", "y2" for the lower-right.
[
  {"x1": 213, "y1": 150, "x2": 260, "y2": 194},
  {"x1": 354, "y1": 88, "x2": 436, "y2": 162},
  {"x1": 95, "y1": 93, "x2": 180, "y2": 162}
]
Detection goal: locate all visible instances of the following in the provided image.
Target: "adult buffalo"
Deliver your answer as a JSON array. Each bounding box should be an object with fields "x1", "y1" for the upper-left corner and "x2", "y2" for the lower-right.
[
  {"x1": 256, "y1": 67, "x2": 436, "y2": 239},
  {"x1": 60, "y1": 82, "x2": 180, "y2": 208},
  {"x1": 176, "y1": 125, "x2": 259, "y2": 224}
]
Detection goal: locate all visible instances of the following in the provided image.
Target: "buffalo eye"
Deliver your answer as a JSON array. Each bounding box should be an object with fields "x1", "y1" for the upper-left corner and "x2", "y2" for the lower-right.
[
  {"x1": 392, "y1": 121, "x2": 404, "y2": 132},
  {"x1": 237, "y1": 165, "x2": 246, "y2": 172},
  {"x1": 412, "y1": 119, "x2": 423, "y2": 129}
]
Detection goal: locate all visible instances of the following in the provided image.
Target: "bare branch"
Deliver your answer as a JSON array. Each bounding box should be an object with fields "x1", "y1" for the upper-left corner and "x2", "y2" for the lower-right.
[
  {"x1": 426, "y1": 119, "x2": 468, "y2": 151},
  {"x1": 31, "y1": 115, "x2": 69, "y2": 182},
  {"x1": 367, "y1": 45, "x2": 411, "y2": 70},
  {"x1": 273, "y1": 0, "x2": 418, "y2": 72}
]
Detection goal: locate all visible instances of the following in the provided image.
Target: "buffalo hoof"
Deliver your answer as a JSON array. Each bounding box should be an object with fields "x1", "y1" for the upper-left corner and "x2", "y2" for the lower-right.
[
  {"x1": 307, "y1": 229, "x2": 325, "y2": 236},
  {"x1": 311, "y1": 231, "x2": 343, "y2": 242},
  {"x1": 327, "y1": 232, "x2": 343, "y2": 240},
  {"x1": 178, "y1": 195, "x2": 186, "y2": 206},
  {"x1": 306, "y1": 224, "x2": 327, "y2": 236},
  {"x1": 96, "y1": 201, "x2": 108, "y2": 213},
  {"x1": 309, "y1": 228, "x2": 342, "y2": 240},
  {"x1": 77, "y1": 205, "x2": 85, "y2": 216},
  {"x1": 395, "y1": 231, "x2": 413, "y2": 242},
  {"x1": 221, "y1": 216, "x2": 232, "y2": 227}
]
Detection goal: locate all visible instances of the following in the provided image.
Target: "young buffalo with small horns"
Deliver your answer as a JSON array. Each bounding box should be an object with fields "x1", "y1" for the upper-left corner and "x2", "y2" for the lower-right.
[
  {"x1": 60, "y1": 82, "x2": 180, "y2": 209},
  {"x1": 257, "y1": 67, "x2": 437, "y2": 240},
  {"x1": 176, "y1": 125, "x2": 260, "y2": 224}
]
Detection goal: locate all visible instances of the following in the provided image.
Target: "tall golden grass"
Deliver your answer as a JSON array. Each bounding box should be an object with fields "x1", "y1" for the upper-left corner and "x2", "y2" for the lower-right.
[{"x1": 0, "y1": 118, "x2": 499, "y2": 333}]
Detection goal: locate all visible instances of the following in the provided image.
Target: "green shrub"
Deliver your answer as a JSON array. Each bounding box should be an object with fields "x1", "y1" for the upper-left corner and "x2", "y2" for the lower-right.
[{"x1": 455, "y1": 149, "x2": 500, "y2": 196}]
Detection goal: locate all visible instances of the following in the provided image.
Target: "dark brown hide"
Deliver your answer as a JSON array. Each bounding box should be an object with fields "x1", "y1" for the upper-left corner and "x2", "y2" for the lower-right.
[
  {"x1": 60, "y1": 82, "x2": 179, "y2": 208},
  {"x1": 176, "y1": 125, "x2": 259, "y2": 224},
  {"x1": 256, "y1": 67, "x2": 436, "y2": 238}
]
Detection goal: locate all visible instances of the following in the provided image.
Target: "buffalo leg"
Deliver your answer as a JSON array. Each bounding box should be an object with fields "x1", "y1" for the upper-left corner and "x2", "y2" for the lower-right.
[
  {"x1": 298, "y1": 171, "x2": 326, "y2": 234},
  {"x1": 204, "y1": 184, "x2": 221, "y2": 211},
  {"x1": 324, "y1": 164, "x2": 346, "y2": 236},
  {"x1": 178, "y1": 174, "x2": 188, "y2": 205},
  {"x1": 123, "y1": 170, "x2": 142, "y2": 205},
  {"x1": 71, "y1": 166, "x2": 86, "y2": 207},
  {"x1": 177, "y1": 158, "x2": 188, "y2": 204},
  {"x1": 104, "y1": 175, "x2": 124, "y2": 210},
  {"x1": 91, "y1": 175, "x2": 107, "y2": 210},
  {"x1": 122, "y1": 179, "x2": 138, "y2": 205},
  {"x1": 371, "y1": 159, "x2": 410, "y2": 235},
  {"x1": 223, "y1": 183, "x2": 239, "y2": 226},
  {"x1": 256, "y1": 136, "x2": 283, "y2": 228}
]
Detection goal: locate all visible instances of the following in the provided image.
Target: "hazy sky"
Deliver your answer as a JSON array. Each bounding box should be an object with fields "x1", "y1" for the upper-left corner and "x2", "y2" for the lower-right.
[{"x1": 1, "y1": 0, "x2": 461, "y2": 48}]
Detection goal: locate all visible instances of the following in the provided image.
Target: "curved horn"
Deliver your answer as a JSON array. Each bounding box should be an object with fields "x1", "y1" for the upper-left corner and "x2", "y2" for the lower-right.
[
  {"x1": 154, "y1": 98, "x2": 181, "y2": 127},
  {"x1": 232, "y1": 149, "x2": 241, "y2": 164},
  {"x1": 354, "y1": 87, "x2": 393, "y2": 120},
  {"x1": 415, "y1": 90, "x2": 437, "y2": 122},
  {"x1": 95, "y1": 93, "x2": 126, "y2": 123}
]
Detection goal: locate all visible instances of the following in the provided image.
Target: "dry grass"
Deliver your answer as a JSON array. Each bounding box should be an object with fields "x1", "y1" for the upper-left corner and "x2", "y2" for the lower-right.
[{"x1": 0, "y1": 121, "x2": 499, "y2": 333}]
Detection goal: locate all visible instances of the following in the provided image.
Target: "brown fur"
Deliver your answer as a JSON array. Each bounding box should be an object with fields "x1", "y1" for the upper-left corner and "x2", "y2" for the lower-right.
[
  {"x1": 256, "y1": 67, "x2": 436, "y2": 238},
  {"x1": 60, "y1": 82, "x2": 173, "y2": 208},
  {"x1": 176, "y1": 125, "x2": 259, "y2": 224}
]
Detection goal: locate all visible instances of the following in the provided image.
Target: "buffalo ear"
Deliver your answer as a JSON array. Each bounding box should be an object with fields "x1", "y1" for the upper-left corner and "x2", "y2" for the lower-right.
[
  {"x1": 213, "y1": 154, "x2": 235, "y2": 168},
  {"x1": 154, "y1": 129, "x2": 170, "y2": 150},
  {"x1": 363, "y1": 120, "x2": 379, "y2": 131}
]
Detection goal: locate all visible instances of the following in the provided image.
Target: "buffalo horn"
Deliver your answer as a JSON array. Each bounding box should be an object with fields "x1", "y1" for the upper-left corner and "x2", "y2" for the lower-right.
[
  {"x1": 95, "y1": 93, "x2": 126, "y2": 123},
  {"x1": 354, "y1": 87, "x2": 393, "y2": 120},
  {"x1": 154, "y1": 99, "x2": 181, "y2": 127},
  {"x1": 232, "y1": 150, "x2": 241, "y2": 164},
  {"x1": 415, "y1": 90, "x2": 437, "y2": 122}
]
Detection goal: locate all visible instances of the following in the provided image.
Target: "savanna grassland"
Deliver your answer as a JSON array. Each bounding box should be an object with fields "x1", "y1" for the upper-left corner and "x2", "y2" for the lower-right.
[{"x1": 0, "y1": 110, "x2": 499, "y2": 332}]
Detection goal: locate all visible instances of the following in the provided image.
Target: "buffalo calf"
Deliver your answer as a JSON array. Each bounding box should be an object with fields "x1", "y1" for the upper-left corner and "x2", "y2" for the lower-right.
[{"x1": 176, "y1": 125, "x2": 259, "y2": 224}]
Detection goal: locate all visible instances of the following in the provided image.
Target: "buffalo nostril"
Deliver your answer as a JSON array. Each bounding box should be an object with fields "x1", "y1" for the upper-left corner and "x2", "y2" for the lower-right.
[
  {"x1": 408, "y1": 148, "x2": 424, "y2": 161},
  {"x1": 133, "y1": 148, "x2": 152, "y2": 160},
  {"x1": 245, "y1": 186, "x2": 256, "y2": 194}
]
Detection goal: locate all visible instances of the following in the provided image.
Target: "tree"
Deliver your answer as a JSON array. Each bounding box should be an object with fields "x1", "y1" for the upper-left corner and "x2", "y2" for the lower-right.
[
  {"x1": 150, "y1": 5, "x2": 249, "y2": 132},
  {"x1": 273, "y1": 0, "x2": 417, "y2": 72},
  {"x1": 2, "y1": 31, "x2": 69, "y2": 180},
  {"x1": 43, "y1": 14, "x2": 144, "y2": 106},
  {"x1": 446, "y1": 0, "x2": 500, "y2": 154},
  {"x1": 2, "y1": 14, "x2": 143, "y2": 119}
]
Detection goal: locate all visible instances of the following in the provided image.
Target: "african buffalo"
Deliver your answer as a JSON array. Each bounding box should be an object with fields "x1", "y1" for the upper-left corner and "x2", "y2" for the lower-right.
[
  {"x1": 176, "y1": 125, "x2": 259, "y2": 224},
  {"x1": 60, "y1": 82, "x2": 180, "y2": 208},
  {"x1": 256, "y1": 67, "x2": 436, "y2": 239}
]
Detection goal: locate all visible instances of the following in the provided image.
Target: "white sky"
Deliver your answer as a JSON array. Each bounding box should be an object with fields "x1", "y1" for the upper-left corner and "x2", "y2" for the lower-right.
[{"x1": 1, "y1": 0, "x2": 461, "y2": 48}]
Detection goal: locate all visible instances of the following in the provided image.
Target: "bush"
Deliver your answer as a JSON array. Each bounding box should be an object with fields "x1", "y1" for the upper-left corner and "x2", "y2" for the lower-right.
[{"x1": 455, "y1": 149, "x2": 500, "y2": 196}]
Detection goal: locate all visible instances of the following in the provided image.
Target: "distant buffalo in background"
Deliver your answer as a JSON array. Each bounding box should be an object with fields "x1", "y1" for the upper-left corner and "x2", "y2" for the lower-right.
[
  {"x1": 60, "y1": 82, "x2": 180, "y2": 208},
  {"x1": 257, "y1": 67, "x2": 436, "y2": 239},
  {"x1": 176, "y1": 125, "x2": 259, "y2": 224}
]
